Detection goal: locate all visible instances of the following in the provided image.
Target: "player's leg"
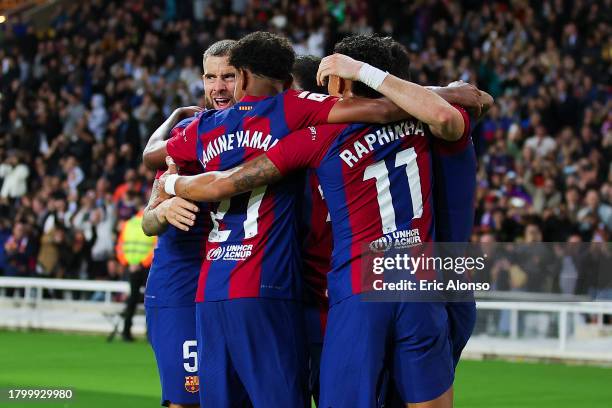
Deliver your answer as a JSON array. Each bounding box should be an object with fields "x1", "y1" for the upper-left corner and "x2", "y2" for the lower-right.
[
  {"x1": 146, "y1": 305, "x2": 201, "y2": 407},
  {"x1": 406, "y1": 387, "x2": 453, "y2": 408},
  {"x1": 319, "y1": 295, "x2": 393, "y2": 408},
  {"x1": 303, "y1": 304, "x2": 327, "y2": 407},
  {"x1": 222, "y1": 298, "x2": 309, "y2": 408},
  {"x1": 392, "y1": 302, "x2": 454, "y2": 408},
  {"x1": 196, "y1": 301, "x2": 250, "y2": 408}
]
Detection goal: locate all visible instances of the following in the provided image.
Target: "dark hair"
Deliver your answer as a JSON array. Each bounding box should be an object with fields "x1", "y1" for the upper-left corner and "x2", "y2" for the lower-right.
[
  {"x1": 229, "y1": 31, "x2": 295, "y2": 82},
  {"x1": 334, "y1": 34, "x2": 411, "y2": 98},
  {"x1": 203, "y1": 39, "x2": 237, "y2": 62},
  {"x1": 293, "y1": 55, "x2": 326, "y2": 93},
  {"x1": 389, "y1": 41, "x2": 411, "y2": 81}
]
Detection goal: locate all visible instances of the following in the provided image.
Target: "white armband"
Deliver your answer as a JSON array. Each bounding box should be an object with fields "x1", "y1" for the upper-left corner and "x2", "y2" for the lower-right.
[
  {"x1": 164, "y1": 174, "x2": 179, "y2": 196},
  {"x1": 357, "y1": 63, "x2": 389, "y2": 90}
]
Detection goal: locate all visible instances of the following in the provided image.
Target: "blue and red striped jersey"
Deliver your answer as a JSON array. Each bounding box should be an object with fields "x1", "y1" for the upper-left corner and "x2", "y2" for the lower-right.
[
  {"x1": 267, "y1": 107, "x2": 470, "y2": 305},
  {"x1": 145, "y1": 117, "x2": 210, "y2": 307},
  {"x1": 300, "y1": 170, "x2": 332, "y2": 308},
  {"x1": 431, "y1": 108, "x2": 476, "y2": 243},
  {"x1": 167, "y1": 90, "x2": 339, "y2": 302}
]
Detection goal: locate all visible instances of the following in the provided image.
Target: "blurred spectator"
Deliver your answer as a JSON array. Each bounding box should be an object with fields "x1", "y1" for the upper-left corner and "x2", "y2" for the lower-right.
[
  {"x1": 4, "y1": 222, "x2": 35, "y2": 278},
  {"x1": 578, "y1": 189, "x2": 612, "y2": 232},
  {"x1": 524, "y1": 126, "x2": 556, "y2": 158},
  {"x1": 0, "y1": 151, "x2": 29, "y2": 200}
]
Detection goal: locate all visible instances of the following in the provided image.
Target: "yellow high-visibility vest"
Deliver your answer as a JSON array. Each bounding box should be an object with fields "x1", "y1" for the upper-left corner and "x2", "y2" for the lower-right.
[{"x1": 116, "y1": 211, "x2": 156, "y2": 267}]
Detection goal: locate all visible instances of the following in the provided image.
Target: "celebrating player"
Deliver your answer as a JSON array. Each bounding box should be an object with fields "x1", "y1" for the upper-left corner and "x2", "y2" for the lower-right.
[
  {"x1": 140, "y1": 40, "x2": 236, "y2": 408},
  {"x1": 159, "y1": 35, "x2": 490, "y2": 407}
]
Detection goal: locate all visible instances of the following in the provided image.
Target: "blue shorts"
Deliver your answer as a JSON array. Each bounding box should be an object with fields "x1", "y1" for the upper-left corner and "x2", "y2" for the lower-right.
[
  {"x1": 447, "y1": 301, "x2": 476, "y2": 367},
  {"x1": 304, "y1": 304, "x2": 327, "y2": 406},
  {"x1": 146, "y1": 305, "x2": 199, "y2": 407},
  {"x1": 320, "y1": 295, "x2": 453, "y2": 407},
  {"x1": 382, "y1": 301, "x2": 477, "y2": 407},
  {"x1": 196, "y1": 298, "x2": 309, "y2": 408}
]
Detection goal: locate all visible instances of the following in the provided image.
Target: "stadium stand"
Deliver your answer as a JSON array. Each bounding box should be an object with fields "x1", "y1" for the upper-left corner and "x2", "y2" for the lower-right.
[{"x1": 0, "y1": 1, "x2": 610, "y2": 293}]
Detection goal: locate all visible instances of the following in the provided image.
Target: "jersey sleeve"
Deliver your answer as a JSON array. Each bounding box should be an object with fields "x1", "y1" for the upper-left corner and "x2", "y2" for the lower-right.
[
  {"x1": 283, "y1": 89, "x2": 340, "y2": 130},
  {"x1": 431, "y1": 104, "x2": 472, "y2": 156},
  {"x1": 266, "y1": 124, "x2": 344, "y2": 175},
  {"x1": 166, "y1": 118, "x2": 199, "y2": 167}
]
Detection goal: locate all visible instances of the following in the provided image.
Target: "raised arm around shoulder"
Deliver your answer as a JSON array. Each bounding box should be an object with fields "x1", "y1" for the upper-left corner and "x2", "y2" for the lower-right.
[
  {"x1": 142, "y1": 141, "x2": 169, "y2": 171},
  {"x1": 142, "y1": 106, "x2": 202, "y2": 170},
  {"x1": 327, "y1": 96, "x2": 408, "y2": 124},
  {"x1": 378, "y1": 75, "x2": 465, "y2": 141},
  {"x1": 317, "y1": 54, "x2": 465, "y2": 140},
  {"x1": 167, "y1": 155, "x2": 283, "y2": 203}
]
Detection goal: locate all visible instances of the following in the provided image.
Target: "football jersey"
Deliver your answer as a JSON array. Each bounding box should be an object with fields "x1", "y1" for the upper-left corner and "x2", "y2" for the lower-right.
[
  {"x1": 431, "y1": 109, "x2": 476, "y2": 242},
  {"x1": 300, "y1": 170, "x2": 332, "y2": 308},
  {"x1": 167, "y1": 90, "x2": 339, "y2": 302},
  {"x1": 145, "y1": 117, "x2": 210, "y2": 307},
  {"x1": 267, "y1": 107, "x2": 470, "y2": 304}
]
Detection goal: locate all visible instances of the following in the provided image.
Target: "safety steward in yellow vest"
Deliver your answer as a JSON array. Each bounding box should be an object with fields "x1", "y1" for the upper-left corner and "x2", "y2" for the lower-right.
[{"x1": 116, "y1": 209, "x2": 156, "y2": 341}]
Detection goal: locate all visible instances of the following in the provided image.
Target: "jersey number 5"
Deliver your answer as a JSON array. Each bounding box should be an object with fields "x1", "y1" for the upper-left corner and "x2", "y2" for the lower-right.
[
  {"x1": 183, "y1": 340, "x2": 197, "y2": 373},
  {"x1": 363, "y1": 147, "x2": 423, "y2": 234}
]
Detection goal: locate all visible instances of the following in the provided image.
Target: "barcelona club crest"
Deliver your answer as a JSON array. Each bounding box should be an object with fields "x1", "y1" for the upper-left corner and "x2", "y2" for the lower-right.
[{"x1": 185, "y1": 375, "x2": 199, "y2": 393}]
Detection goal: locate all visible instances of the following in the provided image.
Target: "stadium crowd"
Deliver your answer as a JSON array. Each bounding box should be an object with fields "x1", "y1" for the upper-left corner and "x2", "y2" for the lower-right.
[{"x1": 0, "y1": 0, "x2": 610, "y2": 292}]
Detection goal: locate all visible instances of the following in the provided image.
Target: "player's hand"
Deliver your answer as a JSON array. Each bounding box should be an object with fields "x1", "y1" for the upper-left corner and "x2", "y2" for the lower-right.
[
  {"x1": 173, "y1": 106, "x2": 203, "y2": 121},
  {"x1": 158, "y1": 156, "x2": 178, "y2": 201},
  {"x1": 317, "y1": 53, "x2": 364, "y2": 86},
  {"x1": 447, "y1": 80, "x2": 483, "y2": 118},
  {"x1": 155, "y1": 196, "x2": 199, "y2": 231}
]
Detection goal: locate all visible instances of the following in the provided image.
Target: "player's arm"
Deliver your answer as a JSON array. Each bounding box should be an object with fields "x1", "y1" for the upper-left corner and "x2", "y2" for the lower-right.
[
  {"x1": 160, "y1": 126, "x2": 331, "y2": 204},
  {"x1": 326, "y1": 95, "x2": 403, "y2": 124},
  {"x1": 427, "y1": 81, "x2": 494, "y2": 120},
  {"x1": 142, "y1": 106, "x2": 202, "y2": 170},
  {"x1": 159, "y1": 156, "x2": 282, "y2": 203},
  {"x1": 142, "y1": 179, "x2": 200, "y2": 234},
  {"x1": 317, "y1": 54, "x2": 465, "y2": 141}
]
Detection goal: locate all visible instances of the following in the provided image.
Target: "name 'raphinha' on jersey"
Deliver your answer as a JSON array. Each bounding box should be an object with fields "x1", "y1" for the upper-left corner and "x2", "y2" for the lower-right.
[{"x1": 339, "y1": 119, "x2": 426, "y2": 168}]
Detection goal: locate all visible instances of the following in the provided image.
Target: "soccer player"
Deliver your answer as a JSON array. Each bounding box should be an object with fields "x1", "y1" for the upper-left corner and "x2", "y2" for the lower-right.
[
  {"x1": 159, "y1": 37, "x2": 476, "y2": 407},
  {"x1": 140, "y1": 40, "x2": 236, "y2": 408},
  {"x1": 293, "y1": 53, "x2": 490, "y2": 407},
  {"x1": 291, "y1": 55, "x2": 331, "y2": 406},
  {"x1": 431, "y1": 80, "x2": 491, "y2": 369}
]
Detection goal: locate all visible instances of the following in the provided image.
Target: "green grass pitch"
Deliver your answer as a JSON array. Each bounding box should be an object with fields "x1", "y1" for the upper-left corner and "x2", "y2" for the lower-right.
[{"x1": 1, "y1": 331, "x2": 611, "y2": 407}]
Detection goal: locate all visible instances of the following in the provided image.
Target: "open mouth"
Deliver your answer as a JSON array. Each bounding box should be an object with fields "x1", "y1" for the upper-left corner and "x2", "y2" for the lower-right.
[{"x1": 214, "y1": 98, "x2": 231, "y2": 109}]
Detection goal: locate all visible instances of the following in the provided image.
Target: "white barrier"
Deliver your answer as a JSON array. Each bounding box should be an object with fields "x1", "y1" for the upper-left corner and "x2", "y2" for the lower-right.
[
  {"x1": 468, "y1": 300, "x2": 612, "y2": 363},
  {"x1": 1, "y1": 277, "x2": 611, "y2": 362},
  {"x1": 0, "y1": 277, "x2": 146, "y2": 335}
]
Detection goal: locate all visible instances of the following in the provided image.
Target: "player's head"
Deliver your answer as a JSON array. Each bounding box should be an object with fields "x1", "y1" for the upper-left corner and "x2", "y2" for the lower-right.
[
  {"x1": 203, "y1": 39, "x2": 237, "y2": 110},
  {"x1": 229, "y1": 31, "x2": 295, "y2": 101},
  {"x1": 292, "y1": 55, "x2": 327, "y2": 93},
  {"x1": 331, "y1": 34, "x2": 411, "y2": 99}
]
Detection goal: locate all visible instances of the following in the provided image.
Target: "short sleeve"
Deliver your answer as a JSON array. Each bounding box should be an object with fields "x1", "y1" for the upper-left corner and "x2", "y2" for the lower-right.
[
  {"x1": 266, "y1": 124, "x2": 345, "y2": 175},
  {"x1": 431, "y1": 105, "x2": 472, "y2": 156},
  {"x1": 283, "y1": 89, "x2": 340, "y2": 130},
  {"x1": 166, "y1": 119, "x2": 199, "y2": 167}
]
